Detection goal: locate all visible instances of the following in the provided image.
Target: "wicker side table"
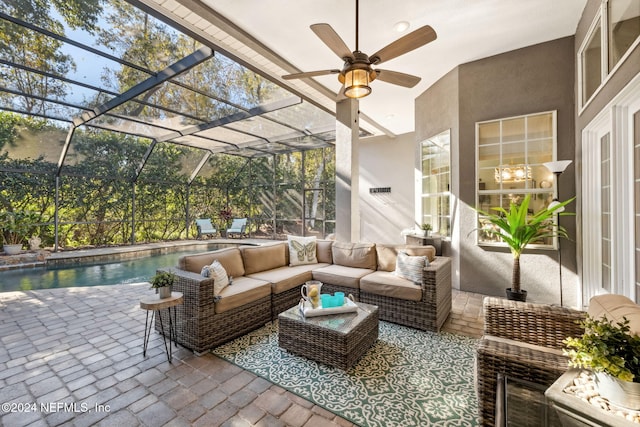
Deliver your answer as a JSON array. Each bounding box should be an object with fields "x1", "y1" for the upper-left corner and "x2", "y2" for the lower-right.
[{"x1": 278, "y1": 302, "x2": 379, "y2": 370}]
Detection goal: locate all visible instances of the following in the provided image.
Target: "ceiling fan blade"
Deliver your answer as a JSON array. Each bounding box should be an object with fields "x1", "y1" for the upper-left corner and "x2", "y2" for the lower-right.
[
  {"x1": 310, "y1": 23, "x2": 354, "y2": 60},
  {"x1": 374, "y1": 69, "x2": 421, "y2": 88},
  {"x1": 370, "y1": 25, "x2": 437, "y2": 65},
  {"x1": 282, "y1": 69, "x2": 341, "y2": 80}
]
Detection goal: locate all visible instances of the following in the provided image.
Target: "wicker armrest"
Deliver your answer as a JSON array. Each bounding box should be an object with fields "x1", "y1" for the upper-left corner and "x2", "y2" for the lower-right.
[
  {"x1": 157, "y1": 267, "x2": 215, "y2": 307},
  {"x1": 483, "y1": 296, "x2": 586, "y2": 349}
]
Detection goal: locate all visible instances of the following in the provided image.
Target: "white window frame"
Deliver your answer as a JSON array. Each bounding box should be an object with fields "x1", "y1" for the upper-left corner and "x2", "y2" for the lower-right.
[
  {"x1": 579, "y1": 0, "x2": 640, "y2": 113},
  {"x1": 581, "y1": 74, "x2": 640, "y2": 306},
  {"x1": 475, "y1": 110, "x2": 558, "y2": 249},
  {"x1": 419, "y1": 129, "x2": 451, "y2": 237}
]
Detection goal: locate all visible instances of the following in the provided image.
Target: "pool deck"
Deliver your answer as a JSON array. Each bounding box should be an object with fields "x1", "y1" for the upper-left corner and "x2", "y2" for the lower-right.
[
  {"x1": 0, "y1": 282, "x2": 485, "y2": 427},
  {"x1": 0, "y1": 239, "x2": 272, "y2": 271}
]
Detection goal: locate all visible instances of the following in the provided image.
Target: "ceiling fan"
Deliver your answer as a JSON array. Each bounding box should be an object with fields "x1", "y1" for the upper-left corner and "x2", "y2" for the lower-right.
[{"x1": 281, "y1": 0, "x2": 437, "y2": 99}]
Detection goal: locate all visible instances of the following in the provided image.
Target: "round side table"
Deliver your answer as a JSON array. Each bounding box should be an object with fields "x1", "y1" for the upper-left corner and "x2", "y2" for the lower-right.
[{"x1": 140, "y1": 292, "x2": 183, "y2": 363}]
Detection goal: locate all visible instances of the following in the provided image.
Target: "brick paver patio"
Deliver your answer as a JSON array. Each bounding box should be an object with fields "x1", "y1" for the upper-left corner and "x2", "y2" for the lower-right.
[{"x1": 0, "y1": 283, "x2": 484, "y2": 426}]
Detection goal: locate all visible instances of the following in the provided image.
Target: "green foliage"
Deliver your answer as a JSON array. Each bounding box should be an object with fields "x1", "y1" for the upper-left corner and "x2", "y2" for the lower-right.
[
  {"x1": 564, "y1": 316, "x2": 640, "y2": 383},
  {"x1": 149, "y1": 270, "x2": 175, "y2": 289},
  {"x1": 474, "y1": 194, "x2": 575, "y2": 292},
  {"x1": 421, "y1": 223, "x2": 433, "y2": 231},
  {"x1": 0, "y1": 210, "x2": 39, "y2": 245}
]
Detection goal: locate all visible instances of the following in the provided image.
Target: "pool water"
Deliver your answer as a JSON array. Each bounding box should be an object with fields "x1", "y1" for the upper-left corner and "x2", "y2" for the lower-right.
[{"x1": 0, "y1": 251, "x2": 199, "y2": 293}]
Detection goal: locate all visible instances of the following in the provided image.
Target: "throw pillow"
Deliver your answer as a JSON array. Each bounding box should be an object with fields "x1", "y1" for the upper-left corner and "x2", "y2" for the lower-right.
[
  {"x1": 395, "y1": 251, "x2": 429, "y2": 284},
  {"x1": 287, "y1": 235, "x2": 318, "y2": 266},
  {"x1": 209, "y1": 260, "x2": 230, "y2": 297}
]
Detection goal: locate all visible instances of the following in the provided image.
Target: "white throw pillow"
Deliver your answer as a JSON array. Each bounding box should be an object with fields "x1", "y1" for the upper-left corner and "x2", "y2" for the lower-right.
[
  {"x1": 394, "y1": 251, "x2": 428, "y2": 284},
  {"x1": 209, "y1": 260, "x2": 230, "y2": 296},
  {"x1": 287, "y1": 235, "x2": 318, "y2": 266}
]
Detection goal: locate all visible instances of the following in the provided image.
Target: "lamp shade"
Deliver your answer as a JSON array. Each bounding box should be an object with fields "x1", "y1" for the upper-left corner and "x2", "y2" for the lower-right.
[
  {"x1": 548, "y1": 199, "x2": 565, "y2": 213},
  {"x1": 544, "y1": 160, "x2": 572, "y2": 174}
]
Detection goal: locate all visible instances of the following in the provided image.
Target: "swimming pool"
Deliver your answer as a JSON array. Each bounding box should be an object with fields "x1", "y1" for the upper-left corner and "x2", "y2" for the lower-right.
[{"x1": 0, "y1": 251, "x2": 199, "y2": 293}]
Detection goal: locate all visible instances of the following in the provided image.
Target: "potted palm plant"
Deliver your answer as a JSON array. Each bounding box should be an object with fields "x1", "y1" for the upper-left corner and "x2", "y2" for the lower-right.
[
  {"x1": 564, "y1": 315, "x2": 640, "y2": 409},
  {"x1": 0, "y1": 210, "x2": 39, "y2": 255},
  {"x1": 474, "y1": 194, "x2": 574, "y2": 301}
]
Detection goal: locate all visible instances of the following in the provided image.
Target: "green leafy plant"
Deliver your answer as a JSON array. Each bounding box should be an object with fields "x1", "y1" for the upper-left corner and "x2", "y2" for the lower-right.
[
  {"x1": 474, "y1": 194, "x2": 574, "y2": 293},
  {"x1": 564, "y1": 315, "x2": 640, "y2": 383},
  {"x1": 0, "y1": 210, "x2": 39, "y2": 245},
  {"x1": 421, "y1": 223, "x2": 433, "y2": 232},
  {"x1": 149, "y1": 271, "x2": 175, "y2": 289}
]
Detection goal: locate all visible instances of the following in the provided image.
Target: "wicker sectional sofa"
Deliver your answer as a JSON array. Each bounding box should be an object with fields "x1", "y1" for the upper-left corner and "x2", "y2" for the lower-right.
[{"x1": 158, "y1": 240, "x2": 452, "y2": 353}]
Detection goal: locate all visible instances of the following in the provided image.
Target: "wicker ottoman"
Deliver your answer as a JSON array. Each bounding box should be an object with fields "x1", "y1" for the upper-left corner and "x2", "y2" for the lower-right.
[{"x1": 278, "y1": 302, "x2": 379, "y2": 370}]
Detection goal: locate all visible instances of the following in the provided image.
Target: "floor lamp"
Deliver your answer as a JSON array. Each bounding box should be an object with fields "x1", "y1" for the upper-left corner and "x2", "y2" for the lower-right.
[{"x1": 544, "y1": 160, "x2": 572, "y2": 306}]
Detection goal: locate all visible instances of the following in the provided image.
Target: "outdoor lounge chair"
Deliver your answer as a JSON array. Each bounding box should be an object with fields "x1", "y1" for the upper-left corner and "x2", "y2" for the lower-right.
[
  {"x1": 195, "y1": 218, "x2": 217, "y2": 239},
  {"x1": 226, "y1": 218, "x2": 247, "y2": 238}
]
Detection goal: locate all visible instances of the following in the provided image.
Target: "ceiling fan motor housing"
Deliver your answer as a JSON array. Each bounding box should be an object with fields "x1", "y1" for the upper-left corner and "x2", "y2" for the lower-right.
[{"x1": 338, "y1": 51, "x2": 377, "y2": 83}]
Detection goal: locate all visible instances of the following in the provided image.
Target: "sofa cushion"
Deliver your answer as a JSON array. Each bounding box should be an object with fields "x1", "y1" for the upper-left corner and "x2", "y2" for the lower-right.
[
  {"x1": 287, "y1": 235, "x2": 318, "y2": 266},
  {"x1": 215, "y1": 276, "x2": 271, "y2": 314},
  {"x1": 179, "y1": 247, "x2": 245, "y2": 278},
  {"x1": 316, "y1": 240, "x2": 333, "y2": 264},
  {"x1": 248, "y1": 263, "x2": 329, "y2": 294},
  {"x1": 331, "y1": 242, "x2": 377, "y2": 269},
  {"x1": 360, "y1": 271, "x2": 423, "y2": 301},
  {"x1": 376, "y1": 244, "x2": 436, "y2": 272},
  {"x1": 588, "y1": 294, "x2": 640, "y2": 335},
  {"x1": 240, "y1": 243, "x2": 287, "y2": 275},
  {"x1": 312, "y1": 264, "x2": 374, "y2": 289}
]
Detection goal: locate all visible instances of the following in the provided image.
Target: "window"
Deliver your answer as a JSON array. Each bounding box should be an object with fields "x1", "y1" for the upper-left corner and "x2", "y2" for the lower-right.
[
  {"x1": 581, "y1": 18, "x2": 603, "y2": 103},
  {"x1": 476, "y1": 111, "x2": 556, "y2": 247},
  {"x1": 609, "y1": 0, "x2": 640, "y2": 70},
  {"x1": 579, "y1": 0, "x2": 640, "y2": 108},
  {"x1": 421, "y1": 129, "x2": 450, "y2": 237}
]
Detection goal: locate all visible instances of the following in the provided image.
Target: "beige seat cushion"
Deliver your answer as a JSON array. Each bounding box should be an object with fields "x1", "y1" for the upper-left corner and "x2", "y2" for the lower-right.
[
  {"x1": 248, "y1": 263, "x2": 329, "y2": 294},
  {"x1": 312, "y1": 264, "x2": 374, "y2": 289},
  {"x1": 588, "y1": 294, "x2": 640, "y2": 335},
  {"x1": 376, "y1": 244, "x2": 436, "y2": 272},
  {"x1": 360, "y1": 271, "x2": 422, "y2": 301},
  {"x1": 331, "y1": 242, "x2": 377, "y2": 269},
  {"x1": 240, "y1": 243, "x2": 287, "y2": 275},
  {"x1": 215, "y1": 276, "x2": 271, "y2": 314},
  {"x1": 178, "y1": 247, "x2": 245, "y2": 277}
]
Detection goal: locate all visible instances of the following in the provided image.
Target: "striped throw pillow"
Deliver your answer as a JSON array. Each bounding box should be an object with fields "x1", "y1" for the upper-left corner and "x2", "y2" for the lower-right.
[
  {"x1": 209, "y1": 260, "x2": 230, "y2": 296},
  {"x1": 394, "y1": 251, "x2": 428, "y2": 284}
]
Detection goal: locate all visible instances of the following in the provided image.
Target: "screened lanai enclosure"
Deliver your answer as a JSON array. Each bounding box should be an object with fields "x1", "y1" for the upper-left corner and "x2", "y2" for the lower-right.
[{"x1": 0, "y1": 0, "x2": 347, "y2": 251}]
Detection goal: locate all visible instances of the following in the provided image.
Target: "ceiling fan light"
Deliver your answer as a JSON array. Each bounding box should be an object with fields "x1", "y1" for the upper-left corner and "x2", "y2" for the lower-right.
[{"x1": 343, "y1": 69, "x2": 371, "y2": 98}]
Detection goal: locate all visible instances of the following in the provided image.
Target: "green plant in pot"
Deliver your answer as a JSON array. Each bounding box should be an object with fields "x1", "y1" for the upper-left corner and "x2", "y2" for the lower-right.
[
  {"x1": 421, "y1": 223, "x2": 433, "y2": 236},
  {"x1": 474, "y1": 194, "x2": 574, "y2": 301},
  {"x1": 0, "y1": 210, "x2": 39, "y2": 255},
  {"x1": 150, "y1": 270, "x2": 176, "y2": 299},
  {"x1": 564, "y1": 315, "x2": 640, "y2": 409}
]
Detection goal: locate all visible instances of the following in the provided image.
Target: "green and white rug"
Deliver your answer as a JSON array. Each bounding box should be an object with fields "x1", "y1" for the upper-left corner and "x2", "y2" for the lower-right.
[{"x1": 213, "y1": 320, "x2": 480, "y2": 427}]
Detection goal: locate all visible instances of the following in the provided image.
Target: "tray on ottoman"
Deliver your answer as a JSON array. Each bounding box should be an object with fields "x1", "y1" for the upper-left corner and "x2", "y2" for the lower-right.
[{"x1": 278, "y1": 301, "x2": 379, "y2": 370}]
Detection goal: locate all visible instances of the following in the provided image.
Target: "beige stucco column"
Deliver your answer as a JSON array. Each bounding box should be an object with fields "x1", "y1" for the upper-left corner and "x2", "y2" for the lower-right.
[{"x1": 335, "y1": 98, "x2": 360, "y2": 242}]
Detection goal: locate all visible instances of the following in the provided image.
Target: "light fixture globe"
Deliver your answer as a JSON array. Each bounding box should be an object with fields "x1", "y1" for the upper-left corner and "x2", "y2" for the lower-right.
[{"x1": 343, "y1": 68, "x2": 372, "y2": 98}]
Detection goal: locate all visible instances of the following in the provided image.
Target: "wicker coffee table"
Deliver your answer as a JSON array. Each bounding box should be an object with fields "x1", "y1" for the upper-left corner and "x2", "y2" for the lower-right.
[{"x1": 278, "y1": 301, "x2": 379, "y2": 370}]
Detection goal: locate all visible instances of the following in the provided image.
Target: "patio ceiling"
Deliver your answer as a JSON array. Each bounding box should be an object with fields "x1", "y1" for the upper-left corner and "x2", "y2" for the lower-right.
[{"x1": 135, "y1": 0, "x2": 588, "y2": 137}]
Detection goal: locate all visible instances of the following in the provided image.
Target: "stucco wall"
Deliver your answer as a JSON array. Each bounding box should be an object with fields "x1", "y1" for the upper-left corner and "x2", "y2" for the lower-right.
[
  {"x1": 358, "y1": 132, "x2": 416, "y2": 244},
  {"x1": 415, "y1": 36, "x2": 577, "y2": 304}
]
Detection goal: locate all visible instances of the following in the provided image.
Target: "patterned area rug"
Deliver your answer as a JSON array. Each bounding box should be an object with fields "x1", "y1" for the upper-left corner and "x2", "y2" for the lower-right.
[{"x1": 213, "y1": 320, "x2": 480, "y2": 426}]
